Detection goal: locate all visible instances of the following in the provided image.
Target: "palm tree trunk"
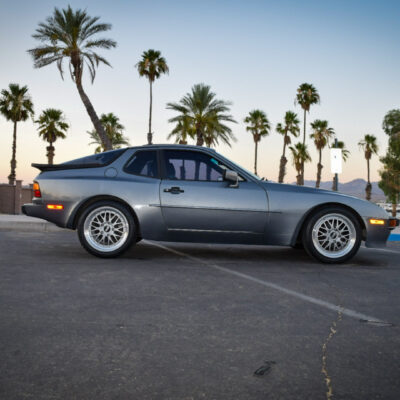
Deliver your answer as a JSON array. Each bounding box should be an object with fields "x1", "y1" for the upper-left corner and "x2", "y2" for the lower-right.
[
  {"x1": 316, "y1": 149, "x2": 322, "y2": 188},
  {"x1": 46, "y1": 143, "x2": 55, "y2": 165},
  {"x1": 296, "y1": 171, "x2": 302, "y2": 185},
  {"x1": 301, "y1": 109, "x2": 307, "y2": 185},
  {"x1": 392, "y1": 201, "x2": 397, "y2": 217},
  {"x1": 278, "y1": 156, "x2": 287, "y2": 183},
  {"x1": 148, "y1": 80, "x2": 153, "y2": 145},
  {"x1": 278, "y1": 134, "x2": 287, "y2": 183},
  {"x1": 366, "y1": 159, "x2": 371, "y2": 200},
  {"x1": 196, "y1": 127, "x2": 204, "y2": 146},
  {"x1": 254, "y1": 141, "x2": 258, "y2": 175},
  {"x1": 8, "y1": 121, "x2": 17, "y2": 185},
  {"x1": 75, "y1": 81, "x2": 112, "y2": 151}
]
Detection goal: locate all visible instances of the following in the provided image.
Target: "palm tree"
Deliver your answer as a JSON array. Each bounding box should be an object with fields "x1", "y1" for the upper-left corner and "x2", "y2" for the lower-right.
[
  {"x1": 295, "y1": 83, "x2": 320, "y2": 184},
  {"x1": 0, "y1": 84, "x2": 34, "y2": 184},
  {"x1": 28, "y1": 5, "x2": 116, "y2": 150},
  {"x1": 35, "y1": 108, "x2": 69, "y2": 164},
  {"x1": 167, "y1": 113, "x2": 195, "y2": 144},
  {"x1": 167, "y1": 83, "x2": 236, "y2": 147},
  {"x1": 244, "y1": 110, "x2": 270, "y2": 175},
  {"x1": 88, "y1": 112, "x2": 130, "y2": 153},
  {"x1": 336, "y1": 140, "x2": 350, "y2": 162},
  {"x1": 203, "y1": 113, "x2": 237, "y2": 148},
  {"x1": 358, "y1": 134, "x2": 379, "y2": 200},
  {"x1": 310, "y1": 120, "x2": 335, "y2": 188},
  {"x1": 136, "y1": 50, "x2": 169, "y2": 145},
  {"x1": 276, "y1": 111, "x2": 300, "y2": 183},
  {"x1": 290, "y1": 143, "x2": 311, "y2": 186}
]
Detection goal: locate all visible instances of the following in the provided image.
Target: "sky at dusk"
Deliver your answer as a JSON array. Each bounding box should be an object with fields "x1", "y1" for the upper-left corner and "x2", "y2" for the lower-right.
[{"x1": 1, "y1": 0, "x2": 399, "y2": 185}]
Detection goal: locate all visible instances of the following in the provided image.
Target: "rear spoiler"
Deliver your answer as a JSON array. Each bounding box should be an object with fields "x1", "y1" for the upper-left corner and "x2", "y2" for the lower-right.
[{"x1": 31, "y1": 163, "x2": 102, "y2": 172}]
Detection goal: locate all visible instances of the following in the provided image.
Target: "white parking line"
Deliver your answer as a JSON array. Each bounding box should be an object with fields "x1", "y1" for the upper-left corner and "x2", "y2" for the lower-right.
[{"x1": 148, "y1": 241, "x2": 385, "y2": 323}]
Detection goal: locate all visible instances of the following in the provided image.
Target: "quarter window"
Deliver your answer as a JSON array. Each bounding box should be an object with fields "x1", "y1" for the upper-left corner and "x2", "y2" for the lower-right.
[{"x1": 124, "y1": 150, "x2": 158, "y2": 178}]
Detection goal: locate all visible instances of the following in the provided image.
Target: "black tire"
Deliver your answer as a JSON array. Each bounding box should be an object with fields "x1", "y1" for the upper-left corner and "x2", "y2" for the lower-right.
[
  {"x1": 302, "y1": 207, "x2": 362, "y2": 264},
  {"x1": 77, "y1": 201, "x2": 136, "y2": 258}
]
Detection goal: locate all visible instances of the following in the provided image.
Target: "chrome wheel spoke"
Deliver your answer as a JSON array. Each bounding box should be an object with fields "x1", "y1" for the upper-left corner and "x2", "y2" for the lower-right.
[
  {"x1": 312, "y1": 213, "x2": 357, "y2": 259},
  {"x1": 83, "y1": 206, "x2": 130, "y2": 253}
]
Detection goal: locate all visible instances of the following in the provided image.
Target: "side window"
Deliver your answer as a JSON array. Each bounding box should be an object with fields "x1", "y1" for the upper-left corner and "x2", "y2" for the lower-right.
[
  {"x1": 124, "y1": 150, "x2": 158, "y2": 178},
  {"x1": 163, "y1": 150, "x2": 226, "y2": 181}
]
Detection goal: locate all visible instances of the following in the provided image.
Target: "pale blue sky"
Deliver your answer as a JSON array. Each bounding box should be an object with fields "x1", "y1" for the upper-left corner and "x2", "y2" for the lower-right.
[{"x1": 0, "y1": 0, "x2": 399, "y2": 183}]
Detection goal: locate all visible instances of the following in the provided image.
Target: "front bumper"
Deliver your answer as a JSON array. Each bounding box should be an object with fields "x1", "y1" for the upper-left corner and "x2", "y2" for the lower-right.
[
  {"x1": 364, "y1": 217, "x2": 399, "y2": 248},
  {"x1": 22, "y1": 203, "x2": 69, "y2": 228}
]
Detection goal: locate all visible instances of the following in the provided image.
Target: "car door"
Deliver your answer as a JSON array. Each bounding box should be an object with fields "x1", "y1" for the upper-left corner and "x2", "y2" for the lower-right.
[{"x1": 159, "y1": 149, "x2": 268, "y2": 244}]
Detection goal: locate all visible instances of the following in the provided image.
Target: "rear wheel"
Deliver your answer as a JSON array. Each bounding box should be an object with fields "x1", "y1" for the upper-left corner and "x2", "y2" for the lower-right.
[
  {"x1": 302, "y1": 207, "x2": 362, "y2": 263},
  {"x1": 77, "y1": 201, "x2": 136, "y2": 258}
]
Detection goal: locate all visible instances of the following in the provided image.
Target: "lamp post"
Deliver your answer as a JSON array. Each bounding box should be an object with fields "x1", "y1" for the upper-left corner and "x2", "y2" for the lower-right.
[
  {"x1": 333, "y1": 138, "x2": 339, "y2": 191},
  {"x1": 330, "y1": 138, "x2": 342, "y2": 192}
]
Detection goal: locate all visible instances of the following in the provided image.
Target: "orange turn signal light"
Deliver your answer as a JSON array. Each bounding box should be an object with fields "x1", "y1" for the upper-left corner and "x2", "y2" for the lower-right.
[
  {"x1": 389, "y1": 219, "x2": 398, "y2": 228},
  {"x1": 47, "y1": 204, "x2": 64, "y2": 210},
  {"x1": 369, "y1": 218, "x2": 385, "y2": 225}
]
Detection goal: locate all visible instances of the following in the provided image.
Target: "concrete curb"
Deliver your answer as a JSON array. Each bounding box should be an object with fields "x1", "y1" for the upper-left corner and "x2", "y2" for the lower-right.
[{"x1": 0, "y1": 215, "x2": 63, "y2": 232}]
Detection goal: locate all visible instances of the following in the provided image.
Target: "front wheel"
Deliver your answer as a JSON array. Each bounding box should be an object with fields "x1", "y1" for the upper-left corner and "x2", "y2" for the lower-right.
[
  {"x1": 77, "y1": 201, "x2": 136, "y2": 258},
  {"x1": 302, "y1": 207, "x2": 362, "y2": 263}
]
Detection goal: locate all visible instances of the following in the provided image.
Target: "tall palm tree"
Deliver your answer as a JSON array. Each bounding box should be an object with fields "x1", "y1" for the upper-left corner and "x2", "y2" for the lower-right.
[
  {"x1": 167, "y1": 83, "x2": 236, "y2": 147},
  {"x1": 28, "y1": 5, "x2": 116, "y2": 150},
  {"x1": 0, "y1": 83, "x2": 34, "y2": 184},
  {"x1": 290, "y1": 143, "x2": 311, "y2": 186},
  {"x1": 276, "y1": 111, "x2": 300, "y2": 183},
  {"x1": 136, "y1": 49, "x2": 169, "y2": 145},
  {"x1": 295, "y1": 83, "x2": 320, "y2": 184},
  {"x1": 358, "y1": 134, "x2": 379, "y2": 200},
  {"x1": 88, "y1": 112, "x2": 130, "y2": 153},
  {"x1": 167, "y1": 113, "x2": 195, "y2": 144},
  {"x1": 35, "y1": 108, "x2": 69, "y2": 164},
  {"x1": 310, "y1": 119, "x2": 335, "y2": 188},
  {"x1": 244, "y1": 110, "x2": 270, "y2": 175}
]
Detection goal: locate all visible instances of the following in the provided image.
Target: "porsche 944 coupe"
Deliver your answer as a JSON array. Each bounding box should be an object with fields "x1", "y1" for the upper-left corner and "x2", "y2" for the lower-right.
[{"x1": 23, "y1": 145, "x2": 398, "y2": 263}]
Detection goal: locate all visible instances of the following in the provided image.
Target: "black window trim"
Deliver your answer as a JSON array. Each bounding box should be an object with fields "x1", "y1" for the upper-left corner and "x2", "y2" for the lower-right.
[
  {"x1": 159, "y1": 149, "x2": 247, "y2": 182},
  {"x1": 123, "y1": 148, "x2": 161, "y2": 179}
]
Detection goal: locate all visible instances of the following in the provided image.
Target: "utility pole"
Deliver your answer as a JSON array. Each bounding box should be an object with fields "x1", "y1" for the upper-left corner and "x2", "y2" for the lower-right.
[{"x1": 333, "y1": 138, "x2": 339, "y2": 191}]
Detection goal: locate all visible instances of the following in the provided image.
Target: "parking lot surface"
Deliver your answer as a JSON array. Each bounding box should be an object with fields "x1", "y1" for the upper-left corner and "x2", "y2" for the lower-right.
[{"x1": 1, "y1": 230, "x2": 400, "y2": 400}]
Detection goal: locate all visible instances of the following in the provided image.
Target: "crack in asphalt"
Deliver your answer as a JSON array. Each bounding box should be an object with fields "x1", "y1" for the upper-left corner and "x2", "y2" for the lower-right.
[{"x1": 321, "y1": 307, "x2": 343, "y2": 400}]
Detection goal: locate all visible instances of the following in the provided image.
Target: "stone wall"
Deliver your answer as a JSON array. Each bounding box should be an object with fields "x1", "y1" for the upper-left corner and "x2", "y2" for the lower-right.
[{"x1": 0, "y1": 181, "x2": 33, "y2": 214}]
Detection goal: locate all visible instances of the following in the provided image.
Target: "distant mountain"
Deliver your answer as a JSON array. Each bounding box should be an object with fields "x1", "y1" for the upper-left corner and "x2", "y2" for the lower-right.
[{"x1": 291, "y1": 179, "x2": 386, "y2": 201}]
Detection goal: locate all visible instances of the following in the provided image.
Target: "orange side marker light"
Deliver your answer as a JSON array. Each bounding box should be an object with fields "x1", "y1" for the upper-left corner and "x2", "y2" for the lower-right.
[
  {"x1": 369, "y1": 219, "x2": 385, "y2": 225},
  {"x1": 47, "y1": 204, "x2": 64, "y2": 210}
]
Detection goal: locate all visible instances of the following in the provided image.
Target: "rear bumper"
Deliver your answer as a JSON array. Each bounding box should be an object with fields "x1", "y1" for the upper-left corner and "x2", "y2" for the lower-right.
[
  {"x1": 22, "y1": 203, "x2": 68, "y2": 228},
  {"x1": 364, "y1": 217, "x2": 399, "y2": 248}
]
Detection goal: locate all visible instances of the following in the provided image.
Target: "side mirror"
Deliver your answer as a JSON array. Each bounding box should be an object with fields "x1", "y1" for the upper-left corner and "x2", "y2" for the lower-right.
[{"x1": 223, "y1": 169, "x2": 239, "y2": 188}]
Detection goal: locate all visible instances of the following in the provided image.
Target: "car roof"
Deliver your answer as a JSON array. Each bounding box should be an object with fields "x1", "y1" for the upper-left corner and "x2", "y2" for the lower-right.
[{"x1": 127, "y1": 144, "x2": 217, "y2": 152}]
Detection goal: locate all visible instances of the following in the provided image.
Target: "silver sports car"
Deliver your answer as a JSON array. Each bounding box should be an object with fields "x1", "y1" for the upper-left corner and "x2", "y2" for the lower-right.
[{"x1": 23, "y1": 144, "x2": 398, "y2": 263}]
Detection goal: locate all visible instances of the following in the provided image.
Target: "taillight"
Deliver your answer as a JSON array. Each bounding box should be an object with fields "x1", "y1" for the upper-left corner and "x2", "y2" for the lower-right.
[{"x1": 33, "y1": 182, "x2": 41, "y2": 198}]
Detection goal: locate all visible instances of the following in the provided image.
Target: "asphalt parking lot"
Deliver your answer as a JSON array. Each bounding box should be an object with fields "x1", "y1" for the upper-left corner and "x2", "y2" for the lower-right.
[{"x1": 1, "y1": 230, "x2": 400, "y2": 400}]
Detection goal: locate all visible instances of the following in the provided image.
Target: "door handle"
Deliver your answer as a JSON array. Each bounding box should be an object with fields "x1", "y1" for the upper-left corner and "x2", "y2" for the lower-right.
[{"x1": 164, "y1": 186, "x2": 184, "y2": 194}]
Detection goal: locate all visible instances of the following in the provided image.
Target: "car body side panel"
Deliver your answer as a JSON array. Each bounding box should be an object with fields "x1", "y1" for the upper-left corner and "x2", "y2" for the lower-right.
[
  {"x1": 159, "y1": 179, "x2": 269, "y2": 244},
  {"x1": 28, "y1": 149, "x2": 169, "y2": 240},
  {"x1": 262, "y1": 182, "x2": 390, "y2": 246}
]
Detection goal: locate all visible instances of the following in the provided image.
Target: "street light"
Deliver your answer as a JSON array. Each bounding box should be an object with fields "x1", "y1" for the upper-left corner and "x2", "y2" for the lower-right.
[{"x1": 330, "y1": 138, "x2": 342, "y2": 191}]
